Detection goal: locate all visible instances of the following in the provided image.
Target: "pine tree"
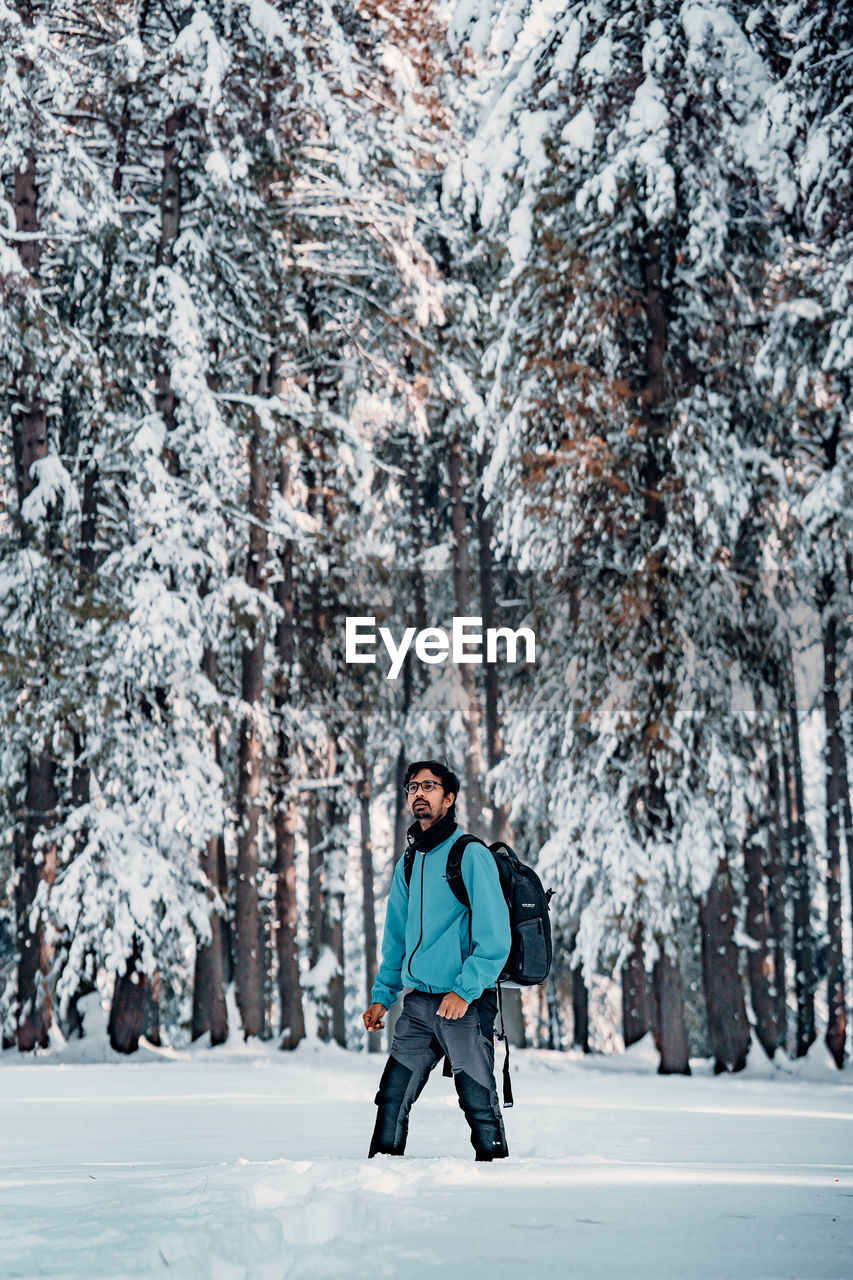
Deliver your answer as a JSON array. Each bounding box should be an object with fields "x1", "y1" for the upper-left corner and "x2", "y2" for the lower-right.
[
  {"x1": 753, "y1": 0, "x2": 852, "y2": 1065},
  {"x1": 456, "y1": 0, "x2": 806, "y2": 1070}
]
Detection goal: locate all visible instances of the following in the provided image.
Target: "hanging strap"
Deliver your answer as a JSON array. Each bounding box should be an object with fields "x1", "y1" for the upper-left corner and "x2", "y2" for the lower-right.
[{"x1": 495, "y1": 982, "x2": 513, "y2": 1108}]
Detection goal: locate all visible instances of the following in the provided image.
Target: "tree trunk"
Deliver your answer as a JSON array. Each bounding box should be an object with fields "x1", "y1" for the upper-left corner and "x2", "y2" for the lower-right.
[
  {"x1": 783, "y1": 670, "x2": 817, "y2": 1057},
  {"x1": 473, "y1": 453, "x2": 526, "y2": 1047},
  {"x1": 60, "y1": 732, "x2": 95, "y2": 1039},
  {"x1": 13, "y1": 356, "x2": 47, "y2": 515},
  {"x1": 571, "y1": 962, "x2": 589, "y2": 1053},
  {"x1": 765, "y1": 749, "x2": 788, "y2": 1042},
  {"x1": 621, "y1": 924, "x2": 651, "y2": 1048},
  {"x1": 391, "y1": 653, "x2": 414, "y2": 876},
  {"x1": 234, "y1": 395, "x2": 270, "y2": 1039},
  {"x1": 839, "y1": 730, "x2": 853, "y2": 967},
  {"x1": 476, "y1": 451, "x2": 512, "y2": 843},
  {"x1": 154, "y1": 107, "x2": 188, "y2": 447},
  {"x1": 545, "y1": 971, "x2": 564, "y2": 1050},
  {"x1": 638, "y1": 230, "x2": 669, "y2": 532},
  {"x1": 108, "y1": 935, "x2": 152, "y2": 1054},
  {"x1": 307, "y1": 794, "x2": 323, "y2": 971},
  {"x1": 192, "y1": 647, "x2": 228, "y2": 1045},
  {"x1": 637, "y1": 230, "x2": 685, "y2": 1080},
  {"x1": 448, "y1": 433, "x2": 485, "y2": 830},
  {"x1": 360, "y1": 771, "x2": 381, "y2": 1052},
  {"x1": 308, "y1": 773, "x2": 344, "y2": 1049},
  {"x1": 13, "y1": 299, "x2": 47, "y2": 511},
  {"x1": 258, "y1": 897, "x2": 271, "y2": 1040},
  {"x1": 12, "y1": 152, "x2": 46, "y2": 512},
  {"x1": 534, "y1": 984, "x2": 546, "y2": 1048},
  {"x1": 272, "y1": 505, "x2": 304, "y2": 1050},
  {"x1": 743, "y1": 817, "x2": 782, "y2": 1058},
  {"x1": 11, "y1": 153, "x2": 57, "y2": 1053},
  {"x1": 700, "y1": 856, "x2": 750, "y2": 1072},
  {"x1": 62, "y1": 971, "x2": 96, "y2": 1042},
  {"x1": 652, "y1": 949, "x2": 690, "y2": 1075},
  {"x1": 14, "y1": 149, "x2": 40, "y2": 273},
  {"x1": 636, "y1": 231, "x2": 684, "y2": 1078},
  {"x1": 320, "y1": 891, "x2": 346, "y2": 1048},
  {"x1": 14, "y1": 753, "x2": 58, "y2": 1051},
  {"x1": 274, "y1": 796, "x2": 304, "y2": 1049},
  {"x1": 319, "y1": 790, "x2": 346, "y2": 1048},
  {"x1": 391, "y1": 447, "x2": 429, "y2": 875},
  {"x1": 821, "y1": 610, "x2": 847, "y2": 1067},
  {"x1": 192, "y1": 832, "x2": 228, "y2": 1045},
  {"x1": 218, "y1": 837, "x2": 233, "y2": 986},
  {"x1": 837, "y1": 719, "x2": 853, "y2": 1093},
  {"x1": 146, "y1": 969, "x2": 161, "y2": 1047}
]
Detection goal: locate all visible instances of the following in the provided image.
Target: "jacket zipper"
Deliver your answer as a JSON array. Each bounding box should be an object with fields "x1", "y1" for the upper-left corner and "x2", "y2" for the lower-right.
[{"x1": 407, "y1": 850, "x2": 428, "y2": 986}]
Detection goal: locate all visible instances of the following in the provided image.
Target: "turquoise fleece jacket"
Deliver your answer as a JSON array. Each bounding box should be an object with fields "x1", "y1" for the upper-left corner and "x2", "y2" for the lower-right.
[{"x1": 371, "y1": 825, "x2": 511, "y2": 1008}]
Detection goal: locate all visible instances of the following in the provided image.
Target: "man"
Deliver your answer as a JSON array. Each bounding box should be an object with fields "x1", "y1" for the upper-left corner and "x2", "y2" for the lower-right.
[{"x1": 363, "y1": 759, "x2": 511, "y2": 1161}]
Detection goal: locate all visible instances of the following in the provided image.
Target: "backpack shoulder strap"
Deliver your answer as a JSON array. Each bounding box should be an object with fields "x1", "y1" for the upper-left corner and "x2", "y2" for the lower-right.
[
  {"x1": 488, "y1": 840, "x2": 518, "y2": 864},
  {"x1": 446, "y1": 834, "x2": 481, "y2": 910},
  {"x1": 403, "y1": 843, "x2": 416, "y2": 887}
]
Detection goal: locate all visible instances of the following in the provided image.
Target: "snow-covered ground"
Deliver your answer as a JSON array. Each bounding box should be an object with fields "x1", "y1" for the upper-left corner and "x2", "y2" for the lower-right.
[{"x1": 2, "y1": 1031, "x2": 851, "y2": 1280}]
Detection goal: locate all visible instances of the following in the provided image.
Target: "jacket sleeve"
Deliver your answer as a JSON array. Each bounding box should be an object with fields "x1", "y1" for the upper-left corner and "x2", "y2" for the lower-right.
[
  {"x1": 370, "y1": 855, "x2": 409, "y2": 1009},
  {"x1": 452, "y1": 842, "x2": 511, "y2": 1004}
]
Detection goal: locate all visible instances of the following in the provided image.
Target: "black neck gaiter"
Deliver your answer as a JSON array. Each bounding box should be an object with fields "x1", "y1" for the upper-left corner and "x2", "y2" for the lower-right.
[{"x1": 407, "y1": 809, "x2": 457, "y2": 852}]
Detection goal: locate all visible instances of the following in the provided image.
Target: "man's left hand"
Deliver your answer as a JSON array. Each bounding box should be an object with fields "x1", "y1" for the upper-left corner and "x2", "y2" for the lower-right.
[{"x1": 437, "y1": 992, "x2": 469, "y2": 1020}]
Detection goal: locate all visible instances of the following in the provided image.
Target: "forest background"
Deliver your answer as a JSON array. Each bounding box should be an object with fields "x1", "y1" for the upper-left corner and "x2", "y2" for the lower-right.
[{"x1": 1, "y1": 0, "x2": 851, "y2": 1078}]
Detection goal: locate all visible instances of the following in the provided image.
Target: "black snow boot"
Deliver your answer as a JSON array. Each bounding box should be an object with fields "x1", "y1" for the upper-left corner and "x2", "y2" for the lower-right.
[
  {"x1": 368, "y1": 1056, "x2": 413, "y2": 1157},
  {"x1": 368, "y1": 1108, "x2": 407, "y2": 1157},
  {"x1": 454, "y1": 1071, "x2": 509, "y2": 1161}
]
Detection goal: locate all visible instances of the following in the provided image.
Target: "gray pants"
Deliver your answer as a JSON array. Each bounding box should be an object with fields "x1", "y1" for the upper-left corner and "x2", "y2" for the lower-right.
[{"x1": 368, "y1": 989, "x2": 508, "y2": 1161}]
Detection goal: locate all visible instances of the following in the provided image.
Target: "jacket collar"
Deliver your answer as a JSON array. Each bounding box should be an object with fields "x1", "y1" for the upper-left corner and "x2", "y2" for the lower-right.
[{"x1": 406, "y1": 810, "x2": 457, "y2": 853}]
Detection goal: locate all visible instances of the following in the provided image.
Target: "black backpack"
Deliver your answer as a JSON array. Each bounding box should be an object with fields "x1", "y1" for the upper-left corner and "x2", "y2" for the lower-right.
[{"x1": 403, "y1": 834, "x2": 553, "y2": 1105}]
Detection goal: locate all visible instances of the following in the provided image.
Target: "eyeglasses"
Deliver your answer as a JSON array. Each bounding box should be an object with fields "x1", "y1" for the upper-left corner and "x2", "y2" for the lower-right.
[{"x1": 404, "y1": 780, "x2": 442, "y2": 795}]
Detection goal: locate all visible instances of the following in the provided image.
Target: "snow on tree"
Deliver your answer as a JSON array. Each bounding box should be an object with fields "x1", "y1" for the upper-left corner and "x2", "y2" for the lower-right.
[
  {"x1": 1, "y1": 0, "x2": 848, "y2": 1061},
  {"x1": 452, "y1": 0, "x2": 836, "y2": 1070}
]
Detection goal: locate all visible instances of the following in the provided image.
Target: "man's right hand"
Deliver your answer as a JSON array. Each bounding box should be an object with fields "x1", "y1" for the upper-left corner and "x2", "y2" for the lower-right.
[{"x1": 363, "y1": 1002, "x2": 387, "y2": 1032}]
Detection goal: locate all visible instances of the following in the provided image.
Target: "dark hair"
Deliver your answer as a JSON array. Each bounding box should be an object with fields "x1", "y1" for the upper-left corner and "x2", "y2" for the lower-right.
[{"x1": 403, "y1": 759, "x2": 460, "y2": 809}]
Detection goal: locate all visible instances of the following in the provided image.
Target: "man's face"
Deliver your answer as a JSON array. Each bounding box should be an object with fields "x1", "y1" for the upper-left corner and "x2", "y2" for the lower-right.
[{"x1": 406, "y1": 768, "x2": 454, "y2": 829}]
